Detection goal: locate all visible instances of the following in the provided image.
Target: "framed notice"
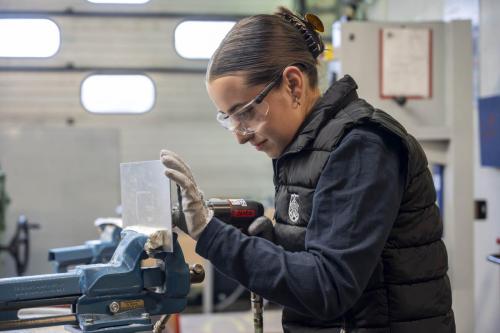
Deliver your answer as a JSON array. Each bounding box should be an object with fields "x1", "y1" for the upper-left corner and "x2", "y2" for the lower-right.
[{"x1": 379, "y1": 27, "x2": 433, "y2": 99}]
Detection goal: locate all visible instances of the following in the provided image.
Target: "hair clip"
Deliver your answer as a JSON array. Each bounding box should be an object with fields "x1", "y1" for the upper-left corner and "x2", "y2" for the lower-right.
[
  {"x1": 304, "y1": 13, "x2": 324, "y2": 33},
  {"x1": 280, "y1": 11, "x2": 325, "y2": 58}
]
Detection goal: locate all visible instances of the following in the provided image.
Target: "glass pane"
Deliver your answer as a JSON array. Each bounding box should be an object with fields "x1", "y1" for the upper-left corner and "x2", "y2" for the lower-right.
[
  {"x1": 175, "y1": 21, "x2": 235, "y2": 59},
  {"x1": 81, "y1": 75, "x2": 155, "y2": 114},
  {"x1": 0, "y1": 19, "x2": 60, "y2": 58},
  {"x1": 120, "y1": 160, "x2": 173, "y2": 252}
]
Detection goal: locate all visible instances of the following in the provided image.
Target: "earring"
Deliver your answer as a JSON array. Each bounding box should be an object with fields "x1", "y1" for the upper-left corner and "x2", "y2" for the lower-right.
[{"x1": 293, "y1": 96, "x2": 301, "y2": 108}]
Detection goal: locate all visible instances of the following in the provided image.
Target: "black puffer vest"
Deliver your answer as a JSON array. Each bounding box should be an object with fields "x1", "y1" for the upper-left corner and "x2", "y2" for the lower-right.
[{"x1": 273, "y1": 76, "x2": 455, "y2": 332}]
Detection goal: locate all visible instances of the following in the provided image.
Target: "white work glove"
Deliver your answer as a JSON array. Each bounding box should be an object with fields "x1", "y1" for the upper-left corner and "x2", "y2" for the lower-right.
[{"x1": 160, "y1": 150, "x2": 213, "y2": 240}]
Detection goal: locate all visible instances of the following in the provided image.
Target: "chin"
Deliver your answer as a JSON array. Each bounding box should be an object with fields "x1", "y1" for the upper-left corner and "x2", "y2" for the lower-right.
[{"x1": 265, "y1": 149, "x2": 280, "y2": 159}]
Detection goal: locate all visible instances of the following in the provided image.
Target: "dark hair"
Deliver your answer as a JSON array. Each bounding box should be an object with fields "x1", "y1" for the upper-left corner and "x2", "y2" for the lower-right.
[{"x1": 206, "y1": 7, "x2": 325, "y2": 88}]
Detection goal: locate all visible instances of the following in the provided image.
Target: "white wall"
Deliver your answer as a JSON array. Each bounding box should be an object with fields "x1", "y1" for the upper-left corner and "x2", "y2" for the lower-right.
[
  {"x1": 366, "y1": 0, "x2": 444, "y2": 21},
  {"x1": 0, "y1": 128, "x2": 121, "y2": 276}
]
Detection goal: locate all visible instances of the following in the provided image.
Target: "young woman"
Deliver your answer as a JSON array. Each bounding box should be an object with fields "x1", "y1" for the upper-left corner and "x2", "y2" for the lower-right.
[{"x1": 161, "y1": 7, "x2": 455, "y2": 333}]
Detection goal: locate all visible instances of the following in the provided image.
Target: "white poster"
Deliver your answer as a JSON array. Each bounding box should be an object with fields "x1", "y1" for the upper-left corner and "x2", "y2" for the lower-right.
[{"x1": 380, "y1": 27, "x2": 432, "y2": 98}]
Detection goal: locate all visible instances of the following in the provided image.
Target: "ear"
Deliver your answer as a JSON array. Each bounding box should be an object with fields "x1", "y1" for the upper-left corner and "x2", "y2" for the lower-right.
[{"x1": 282, "y1": 65, "x2": 305, "y2": 100}]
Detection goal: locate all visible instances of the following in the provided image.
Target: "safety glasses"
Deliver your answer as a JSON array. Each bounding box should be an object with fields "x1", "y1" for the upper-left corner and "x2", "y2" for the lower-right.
[{"x1": 216, "y1": 72, "x2": 282, "y2": 136}]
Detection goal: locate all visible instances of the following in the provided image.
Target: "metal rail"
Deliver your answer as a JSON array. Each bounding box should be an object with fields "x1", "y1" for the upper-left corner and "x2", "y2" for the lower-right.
[{"x1": 0, "y1": 314, "x2": 77, "y2": 331}]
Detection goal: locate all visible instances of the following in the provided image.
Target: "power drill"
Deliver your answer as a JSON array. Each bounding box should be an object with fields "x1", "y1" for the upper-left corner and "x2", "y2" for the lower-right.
[
  {"x1": 172, "y1": 192, "x2": 266, "y2": 235},
  {"x1": 206, "y1": 199, "x2": 264, "y2": 232}
]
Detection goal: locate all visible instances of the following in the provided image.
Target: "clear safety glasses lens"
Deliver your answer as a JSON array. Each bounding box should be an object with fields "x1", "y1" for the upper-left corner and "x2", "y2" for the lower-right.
[{"x1": 216, "y1": 100, "x2": 269, "y2": 134}]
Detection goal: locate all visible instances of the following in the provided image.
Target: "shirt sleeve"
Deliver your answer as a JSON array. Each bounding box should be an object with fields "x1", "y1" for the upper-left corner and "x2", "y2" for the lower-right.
[{"x1": 195, "y1": 127, "x2": 406, "y2": 320}]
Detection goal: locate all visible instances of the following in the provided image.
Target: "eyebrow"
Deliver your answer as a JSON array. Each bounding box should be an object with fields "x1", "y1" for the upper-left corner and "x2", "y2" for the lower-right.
[{"x1": 225, "y1": 102, "x2": 246, "y2": 115}]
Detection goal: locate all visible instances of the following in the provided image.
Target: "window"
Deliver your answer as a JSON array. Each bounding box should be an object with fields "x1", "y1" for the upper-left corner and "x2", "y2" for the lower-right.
[
  {"x1": 81, "y1": 75, "x2": 155, "y2": 114},
  {"x1": 87, "y1": 0, "x2": 150, "y2": 3},
  {"x1": 0, "y1": 19, "x2": 60, "y2": 57},
  {"x1": 175, "y1": 21, "x2": 235, "y2": 59}
]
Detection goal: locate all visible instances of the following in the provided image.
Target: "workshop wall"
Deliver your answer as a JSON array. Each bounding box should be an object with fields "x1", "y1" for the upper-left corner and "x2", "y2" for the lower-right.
[
  {"x1": 0, "y1": 128, "x2": 121, "y2": 276},
  {"x1": 0, "y1": 0, "x2": 292, "y2": 276}
]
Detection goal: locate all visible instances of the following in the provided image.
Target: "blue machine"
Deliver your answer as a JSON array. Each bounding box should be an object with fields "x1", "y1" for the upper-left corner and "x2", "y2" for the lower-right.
[
  {"x1": 0, "y1": 230, "x2": 204, "y2": 332},
  {"x1": 49, "y1": 218, "x2": 123, "y2": 273}
]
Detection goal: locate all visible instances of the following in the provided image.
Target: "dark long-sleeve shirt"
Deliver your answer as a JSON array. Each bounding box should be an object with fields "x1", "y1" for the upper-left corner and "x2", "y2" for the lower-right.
[{"x1": 196, "y1": 127, "x2": 405, "y2": 320}]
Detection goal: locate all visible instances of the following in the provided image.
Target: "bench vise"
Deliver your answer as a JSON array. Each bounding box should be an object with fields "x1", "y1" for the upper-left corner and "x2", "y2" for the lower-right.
[
  {"x1": 0, "y1": 230, "x2": 204, "y2": 332},
  {"x1": 48, "y1": 218, "x2": 123, "y2": 273}
]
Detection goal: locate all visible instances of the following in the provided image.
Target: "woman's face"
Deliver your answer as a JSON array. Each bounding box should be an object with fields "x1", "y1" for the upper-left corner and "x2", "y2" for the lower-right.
[{"x1": 207, "y1": 71, "x2": 306, "y2": 159}]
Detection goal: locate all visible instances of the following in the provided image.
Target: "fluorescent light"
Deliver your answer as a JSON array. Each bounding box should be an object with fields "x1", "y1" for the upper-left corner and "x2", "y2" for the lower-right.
[
  {"x1": 0, "y1": 19, "x2": 60, "y2": 58},
  {"x1": 81, "y1": 75, "x2": 155, "y2": 114},
  {"x1": 175, "y1": 21, "x2": 235, "y2": 59}
]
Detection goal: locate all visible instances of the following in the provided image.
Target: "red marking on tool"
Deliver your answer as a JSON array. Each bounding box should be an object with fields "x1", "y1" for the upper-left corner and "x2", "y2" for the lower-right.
[{"x1": 231, "y1": 210, "x2": 256, "y2": 218}]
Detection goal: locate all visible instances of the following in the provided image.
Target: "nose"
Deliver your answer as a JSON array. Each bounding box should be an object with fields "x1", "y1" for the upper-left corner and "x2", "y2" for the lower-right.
[{"x1": 234, "y1": 131, "x2": 253, "y2": 144}]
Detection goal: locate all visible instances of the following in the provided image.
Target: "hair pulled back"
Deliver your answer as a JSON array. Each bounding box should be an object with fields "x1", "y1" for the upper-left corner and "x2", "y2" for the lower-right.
[{"x1": 206, "y1": 7, "x2": 325, "y2": 88}]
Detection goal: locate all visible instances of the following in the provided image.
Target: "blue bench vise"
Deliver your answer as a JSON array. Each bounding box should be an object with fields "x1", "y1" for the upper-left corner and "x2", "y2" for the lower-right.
[
  {"x1": 0, "y1": 230, "x2": 204, "y2": 332},
  {"x1": 48, "y1": 218, "x2": 123, "y2": 273}
]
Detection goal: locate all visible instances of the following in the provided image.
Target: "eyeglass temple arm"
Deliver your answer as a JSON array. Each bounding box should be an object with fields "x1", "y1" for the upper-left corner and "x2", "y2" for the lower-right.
[{"x1": 255, "y1": 75, "x2": 282, "y2": 104}]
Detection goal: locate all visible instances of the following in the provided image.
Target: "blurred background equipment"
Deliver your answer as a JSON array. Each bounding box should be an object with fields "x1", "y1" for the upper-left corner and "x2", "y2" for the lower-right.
[
  {"x1": 0, "y1": 215, "x2": 39, "y2": 276},
  {"x1": 48, "y1": 217, "x2": 122, "y2": 273},
  {"x1": 487, "y1": 237, "x2": 500, "y2": 265},
  {"x1": 0, "y1": 164, "x2": 10, "y2": 234}
]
